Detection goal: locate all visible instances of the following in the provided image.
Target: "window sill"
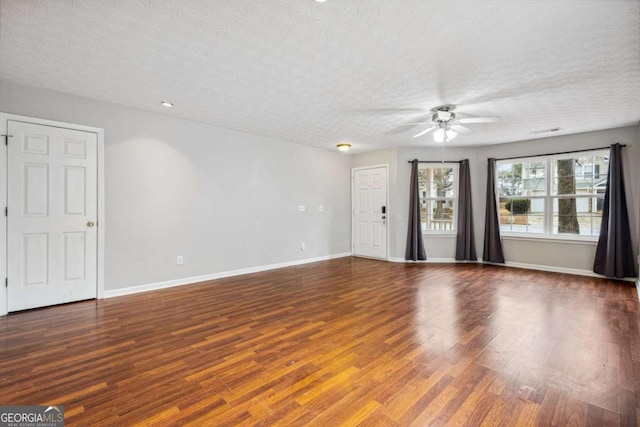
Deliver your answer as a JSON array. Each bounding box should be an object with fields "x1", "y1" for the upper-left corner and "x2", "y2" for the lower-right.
[
  {"x1": 501, "y1": 233, "x2": 598, "y2": 245},
  {"x1": 422, "y1": 232, "x2": 457, "y2": 237}
]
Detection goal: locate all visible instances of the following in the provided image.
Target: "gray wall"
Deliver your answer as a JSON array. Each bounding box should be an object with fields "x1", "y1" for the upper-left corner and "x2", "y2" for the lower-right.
[
  {"x1": 352, "y1": 126, "x2": 640, "y2": 274},
  {"x1": 0, "y1": 81, "x2": 352, "y2": 291}
]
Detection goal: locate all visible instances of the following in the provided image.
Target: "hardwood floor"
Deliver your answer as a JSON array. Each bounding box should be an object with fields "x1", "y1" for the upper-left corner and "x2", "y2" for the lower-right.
[{"x1": 0, "y1": 257, "x2": 638, "y2": 426}]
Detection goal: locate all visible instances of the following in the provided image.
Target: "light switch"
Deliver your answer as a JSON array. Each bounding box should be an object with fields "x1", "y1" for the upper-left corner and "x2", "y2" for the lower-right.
[
  {"x1": 318, "y1": 205, "x2": 324, "y2": 212},
  {"x1": 298, "y1": 205, "x2": 306, "y2": 212}
]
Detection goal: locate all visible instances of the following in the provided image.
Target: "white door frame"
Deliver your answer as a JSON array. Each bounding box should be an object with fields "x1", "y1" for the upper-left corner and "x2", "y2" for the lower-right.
[
  {"x1": 351, "y1": 164, "x2": 389, "y2": 261},
  {"x1": 0, "y1": 113, "x2": 105, "y2": 316}
]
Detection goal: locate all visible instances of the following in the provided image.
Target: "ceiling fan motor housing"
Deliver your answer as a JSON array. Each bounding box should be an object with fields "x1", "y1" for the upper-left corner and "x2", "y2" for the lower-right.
[
  {"x1": 410, "y1": 104, "x2": 497, "y2": 139},
  {"x1": 433, "y1": 111, "x2": 455, "y2": 123}
]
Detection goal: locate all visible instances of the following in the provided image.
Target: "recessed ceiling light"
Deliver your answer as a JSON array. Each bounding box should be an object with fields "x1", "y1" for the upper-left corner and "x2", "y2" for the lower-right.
[
  {"x1": 337, "y1": 143, "x2": 351, "y2": 152},
  {"x1": 161, "y1": 101, "x2": 173, "y2": 107},
  {"x1": 314, "y1": 0, "x2": 328, "y2": 3}
]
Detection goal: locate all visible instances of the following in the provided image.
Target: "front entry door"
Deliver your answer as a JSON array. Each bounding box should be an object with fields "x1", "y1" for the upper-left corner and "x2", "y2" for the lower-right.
[
  {"x1": 353, "y1": 166, "x2": 388, "y2": 259},
  {"x1": 7, "y1": 120, "x2": 98, "y2": 312}
]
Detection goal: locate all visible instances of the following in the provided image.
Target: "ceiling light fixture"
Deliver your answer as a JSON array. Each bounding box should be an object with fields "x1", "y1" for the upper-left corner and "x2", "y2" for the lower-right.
[
  {"x1": 433, "y1": 126, "x2": 457, "y2": 143},
  {"x1": 433, "y1": 128, "x2": 445, "y2": 143},
  {"x1": 337, "y1": 143, "x2": 351, "y2": 152},
  {"x1": 409, "y1": 105, "x2": 500, "y2": 141},
  {"x1": 314, "y1": 0, "x2": 328, "y2": 3},
  {"x1": 161, "y1": 101, "x2": 173, "y2": 107}
]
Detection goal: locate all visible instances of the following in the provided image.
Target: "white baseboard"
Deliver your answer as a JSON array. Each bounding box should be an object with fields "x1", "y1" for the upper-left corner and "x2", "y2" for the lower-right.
[
  {"x1": 387, "y1": 257, "x2": 636, "y2": 282},
  {"x1": 388, "y1": 257, "x2": 461, "y2": 263},
  {"x1": 503, "y1": 261, "x2": 636, "y2": 281},
  {"x1": 636, "y1": 279, "x2": 640, "y2": 302},
  {"x1": 104, "y1": 252, "x2": 352, "y2": 298},
  {"x1": 502, "y1": 261, "x2": 598, "y2": 278},
  {"x1": 104, "y1": 253, "x2": 636, "y2": 299}
]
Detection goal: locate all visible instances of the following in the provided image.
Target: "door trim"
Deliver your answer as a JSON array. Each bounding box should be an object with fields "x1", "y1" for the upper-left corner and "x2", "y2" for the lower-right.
[
  {"x1": 351, "y1": 164, "x2": 389, "y2": 261},
  {"x1": 0, "y1": 113, "x2": 105, "y2": 316}
]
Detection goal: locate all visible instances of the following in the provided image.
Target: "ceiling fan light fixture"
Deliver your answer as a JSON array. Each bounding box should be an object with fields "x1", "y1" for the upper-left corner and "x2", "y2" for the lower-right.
[
  {"x1": 337, "y1": 143, "x2": 351, "y2": 152},
  {"x1": 397, "y1": 105, "x2": 497, "y2": 141},
  {"x1": 433, "y1": 128, "x2": 457, "y2": 143},
  {"x1": 436, "y1": 110, "x2": 453, "y2": 121},
  {"x1": 433, "y1": 128, "x2": 445, "y2": 143}
]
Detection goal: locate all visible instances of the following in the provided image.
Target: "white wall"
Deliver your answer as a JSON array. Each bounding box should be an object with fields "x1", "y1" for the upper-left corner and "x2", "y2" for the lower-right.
[
  {"x1": 0, "y1": 81, "x2": 351, "y2": 292},
  {"x1": 352, "y1": 126, "x2": 640, "y2": 275}
]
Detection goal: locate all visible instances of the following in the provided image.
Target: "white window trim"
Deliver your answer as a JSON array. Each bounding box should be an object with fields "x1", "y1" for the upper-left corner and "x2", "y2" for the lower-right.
[
  {"x1": 502, "y1": 233, "x2": 599, "y2": 245},
  {"x1": 497, "y1": 149, "x2": 608, "y2": 242},
  {"x1": 419, "y1": 163, "x2": 459, "y2": 236}
]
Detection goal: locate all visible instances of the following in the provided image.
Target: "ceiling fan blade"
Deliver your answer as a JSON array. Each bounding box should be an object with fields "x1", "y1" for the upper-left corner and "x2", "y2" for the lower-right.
[
  {"x1": 457, "y1": 116, "x2": 501, "y2": 124},
  {"x1": 346, "y1": 108, "x2": 428, "y2": 115},
  {"x1": 387, "y1": 125, "x2": 419, "y2": 135},
  {"x1": 450, "y1": 124, "x2": 475, "y2": 134},
  {"x1": 397, "y1": 122, "x2": 432, "y2": 126},
  {"x1": 386, "y1": 113, "x2": 435, "y2": 135},
  {"x1": 412, "y1": 126, "x2": 437, "y2": 138}
]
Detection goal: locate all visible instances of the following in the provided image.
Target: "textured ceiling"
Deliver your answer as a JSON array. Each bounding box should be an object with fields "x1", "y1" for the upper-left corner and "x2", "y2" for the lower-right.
[{"x1": 1, "y1": 0, "x2": 639, "y2": 153}]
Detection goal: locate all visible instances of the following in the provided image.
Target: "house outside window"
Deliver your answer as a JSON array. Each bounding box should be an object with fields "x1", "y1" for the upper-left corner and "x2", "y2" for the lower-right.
[
  {"x1": 497, "y1": 150, "x2": 609, "y2": 238},
  {"x1": 418, "y1": 164, "x2": 458, "y2": 233}
]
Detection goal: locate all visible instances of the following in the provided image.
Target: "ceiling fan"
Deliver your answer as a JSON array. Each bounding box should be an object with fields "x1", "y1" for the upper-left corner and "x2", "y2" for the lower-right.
[{"x1": 401, "y1": 105, "x2": 500, "y2": 142}]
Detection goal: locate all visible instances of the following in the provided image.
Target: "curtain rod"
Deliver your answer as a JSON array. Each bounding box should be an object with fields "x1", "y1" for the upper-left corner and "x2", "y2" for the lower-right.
[
  {"x1": 493, "y1": 144, "x2": 625, "y2": 162},
  {"x1": 407, "y1": 160, "x2": 464, "y2": 164}
]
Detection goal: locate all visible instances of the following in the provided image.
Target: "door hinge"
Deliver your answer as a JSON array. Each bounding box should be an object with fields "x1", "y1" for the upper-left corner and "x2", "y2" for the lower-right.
[
  {"x1": 4, "y1": 278, "x2": 7, "y2": 288},
  {"x1": 4, "y1": 207, "x2": 6, "y2": 217}
]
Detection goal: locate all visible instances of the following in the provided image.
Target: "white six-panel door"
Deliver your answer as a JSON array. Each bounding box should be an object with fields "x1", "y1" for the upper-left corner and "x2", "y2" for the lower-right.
[
  {"x1": 7, "y1": 120, "x2": 98, "y2": 312},
  {"x1": 353, "y1": 166, "x2": 387, "y2": 259}
]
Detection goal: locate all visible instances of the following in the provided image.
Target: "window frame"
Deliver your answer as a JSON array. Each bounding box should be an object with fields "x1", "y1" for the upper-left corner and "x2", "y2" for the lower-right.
[
  {"x1": 497, "y1": 156, "x2": 547, "y2": 235},
  {"x1": 418, "y1": 163, "x2": 459, "y2": 236},
  {"x1": 496, "y1": 149, "x2": 608, "y2": 242}
]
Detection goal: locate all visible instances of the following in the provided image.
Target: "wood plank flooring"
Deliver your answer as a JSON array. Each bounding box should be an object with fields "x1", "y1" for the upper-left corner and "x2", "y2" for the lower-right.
[{"x1": 0, "y1": 257, "x2": 639, "y2": 426}]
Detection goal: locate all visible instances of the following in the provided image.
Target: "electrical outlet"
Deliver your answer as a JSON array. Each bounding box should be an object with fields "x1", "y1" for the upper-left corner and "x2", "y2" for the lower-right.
[
  {"x1": 177, "y1": 256, "x2": 184, "y2": 265},
  {"x1": 298, "y1": 205, "x2": 306, "y2": 212},
  {"x1": 318, "y1": 205, "x2": 324, "y2": 212},
  {"x1": 301, "y1": 242, "x2": 305, "y2": 251}
]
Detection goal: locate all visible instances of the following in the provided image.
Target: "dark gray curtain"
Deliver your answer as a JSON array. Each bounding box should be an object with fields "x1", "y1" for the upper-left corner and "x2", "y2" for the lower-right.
[
  {"x1": 593, "y1": 144, "x2": 637, "y2": 278},
  {"x1": 483, "y1": 158, "x2": 505, "y2": 263},
  {"x1": 455, "y1": 159, "x2": 477, "y2": 261},
  {"x1": 405, "y1": 159, "x2": 426, "y2": 260}
]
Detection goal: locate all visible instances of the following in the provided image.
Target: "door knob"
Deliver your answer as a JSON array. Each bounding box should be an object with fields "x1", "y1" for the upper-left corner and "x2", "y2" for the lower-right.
[{"x1": 87, "y1": 221, "x2": 95, "y2": 228}]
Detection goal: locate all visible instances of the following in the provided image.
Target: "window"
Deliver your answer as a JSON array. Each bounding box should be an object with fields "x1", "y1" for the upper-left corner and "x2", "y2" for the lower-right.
[
  {"x1": 497, "y1": 160, "x2": 546, "y2": 233},
  {"x1": 418, "y1": 164, "x2": 458, "y2": 232},
  {"x1": 497, "y1": 150, "x2": 609, "y2": 238}
]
